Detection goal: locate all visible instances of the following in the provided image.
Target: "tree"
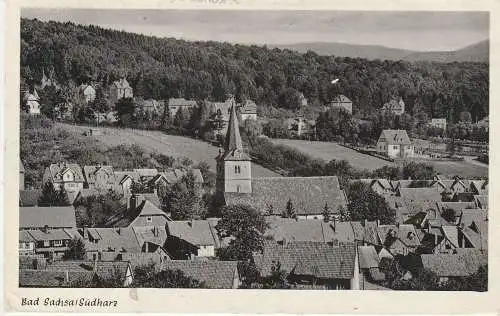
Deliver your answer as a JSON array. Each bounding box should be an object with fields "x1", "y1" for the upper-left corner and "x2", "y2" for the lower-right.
[
  {"x1": 347, "y1": 181, "x2": 395, "y2": 224},
  {"x1": 266, "y1": 204, "x2": 275, "y2": 216},
  {"x1": 402, "y1": 162, "x2": 437, "y2": 180},
  {"x1": 282, "y1": 198, "x2": 297, "y2": 219},
  {"x1": 38, "y1": 182, "x2": 61, "y2": 206},
  {"x1": 321, "y1": 203, "x2": 331, "y2": 222},
  {"x1": 216, "y1": 204, "x2": 267, "y2": 261},
  {"x1": 262, "y1": 261, "x2": 291, "y2": 289},
  {"x1": 338, "y1": 205, "x2": 351, "y2": 222},
  {"x1": 132, "y1": 263, "x2": 206, "y2": 288},
  {"x1": 56, "y1": 186, "x2": 71, "y2": 206},
  {"x1": 115, "y1": 97, "x2": 135, "y2": 126},
  {"x1": 63, "y1": 237, "x2": 86, "y2": 260}
]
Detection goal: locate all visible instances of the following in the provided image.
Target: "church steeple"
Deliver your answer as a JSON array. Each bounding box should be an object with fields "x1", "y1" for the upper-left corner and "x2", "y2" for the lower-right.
[{"x1": 216, "y1": 99, "x2": 252, "y2": 195}]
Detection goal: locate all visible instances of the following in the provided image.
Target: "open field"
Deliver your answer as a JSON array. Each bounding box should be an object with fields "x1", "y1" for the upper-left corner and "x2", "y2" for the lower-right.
[
  {"x1": 58, "y1": 124, "x2": 280, "y2": 178},
  {"x1": 271, "y1": 139, "x2": 393, "y2": 171},
  {"x1": 271, "y1": 138, "x2": 488, "y2": 178}
]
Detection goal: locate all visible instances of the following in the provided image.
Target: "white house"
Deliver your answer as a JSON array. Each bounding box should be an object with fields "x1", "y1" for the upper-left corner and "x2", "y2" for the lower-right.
[{"x1": 376, "y1": 129, "x2": 414, "y2": 158}]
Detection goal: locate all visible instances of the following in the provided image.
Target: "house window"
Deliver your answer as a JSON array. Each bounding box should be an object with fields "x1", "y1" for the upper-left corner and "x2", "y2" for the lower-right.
[
  {"x1": 43, "y1": 241, "x2": 50, "y2": 247},
  {"x1": 147, "y1": 217, "x2": 152, "y2": 223},
  {"x1": 53, "y1": 240, "x2": 63, "y2": 247}
]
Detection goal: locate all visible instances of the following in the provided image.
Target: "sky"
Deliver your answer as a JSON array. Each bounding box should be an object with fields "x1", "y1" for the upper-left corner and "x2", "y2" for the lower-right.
[{"x1": 21, "y1": 9, "x2": 489, "y2": 51}]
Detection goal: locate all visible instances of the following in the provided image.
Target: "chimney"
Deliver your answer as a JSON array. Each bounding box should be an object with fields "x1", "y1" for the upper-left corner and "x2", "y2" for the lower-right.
[
  {"x1": 42, "y1": 225, "x2": 49, "y2": 233},
  {"x1": 376, "y1": 220, "x2": 380, "y2": 227},
  {"x1": 83, "y1": 226, "x2": 89, "y2": 240}
]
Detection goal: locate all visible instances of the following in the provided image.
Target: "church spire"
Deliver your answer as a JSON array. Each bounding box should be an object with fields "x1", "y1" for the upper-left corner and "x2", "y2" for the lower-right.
[{"x1": 224, "y1": 101, "x2": 243, "y2": 153}]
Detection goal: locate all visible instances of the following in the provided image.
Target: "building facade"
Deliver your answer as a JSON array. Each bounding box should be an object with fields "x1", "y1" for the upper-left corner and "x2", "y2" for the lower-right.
[
  {"x1": 329, "y1": 94, "x2": 353, "y2": 114},
  {"x1": 376, "y1": 129, "x2": 414, "y2": 158},
  {"x1": 109, "y1": 78, "x2": 133, "y2": 104}
]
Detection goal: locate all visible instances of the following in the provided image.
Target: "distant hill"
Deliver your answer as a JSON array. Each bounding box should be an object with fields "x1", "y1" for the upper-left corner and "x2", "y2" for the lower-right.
[
  {"x1": 403, "y1": 40, "x2": 489, "y2": 63},
  {"x1": 273, "y1": 40, "x2": 489, "y2": 63}
]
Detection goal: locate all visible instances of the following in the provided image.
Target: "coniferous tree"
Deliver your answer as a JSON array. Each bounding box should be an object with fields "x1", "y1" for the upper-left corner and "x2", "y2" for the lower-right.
[
  {"x1": 282, "y1": 198, "x2": 297, "y2": 219},
  {"x1": 56, "y1": 186, "x2": 71, "y2": 206},
  {"x1": 38, "y1": 181, "x2": 59, "y2": 206},
  {"x1": 322, "y1": 202, "x2": 331, "y2": 222}
]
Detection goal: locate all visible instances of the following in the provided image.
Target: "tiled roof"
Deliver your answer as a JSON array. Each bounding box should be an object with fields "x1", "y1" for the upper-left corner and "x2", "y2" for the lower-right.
[
  {"x1": 47, "y1": 163, "x2": 85, "y2": 183},
  {"x1": 474, "y1": 195, "x2": 488, "y2": 209},
  {"x1": 20, "y1": 206, "x2": 77, "y2": 229},
  {"x1": 46, "y1": 260, "x2": 131, "y2": 281},
  {"x1": 398, "y1": 188, "x2": 442, "y2": 203},
  {"x1": 437, "y1": 202, "x2": 477, "y2": 212},
  {"x1": 224, "y1": 176, "x2": 347, "y2": 216},
  {"x1": 121, "y1": 252, "x2": 168, "y2": 270},
  {"x1": 255, "y1": 241, "x2": 356, "y2": 280},
  {"x1": 166, "y1": 220, "x2": 218, "y2": 247},
  {"x1": 83, "y1": 227, "x2": 142, "y2": 253},
  {"x1": 25, "y1": 229, "x2": 74, "y2": 241},
  {"x1": 19, "y1": 189, "x2": 42, "y2": 207},
  {"x1": 358, "y1": 246, "x2": 380, "y2": 269},
  {"x1": 441, "y1": 225, "x2": 459, "y2": 248},
  {"x1": 470, "y1": 180, "x2": 488, "y2": 195},
  {"x1": 378, "y1": 129, "x2": 411, "y2": 145},
  {"x1": 19, "y1": 269, "x2": 93, "y2": 287},
  {"x1": 264, "y1": 218, "x2": 358, "y2": 243},
  {"x1": 133, "y1": 168, "x2": 158, "y2": 178},
  {"x1": 377, "y1": 224, "x2": 421, "y2": 247},
  {"x1": 421, "y1": 250, "x2": 487, "y2": 277},
  {"x1": 462, "y1": 223, "x2": 488, "y2": 250},
  {"x1": 133, "y1": 225, "x2": 168, "y2": 247},
  {"x1": 168, "y1": 98, "x2": 197, "y2": 107},
  {"x1": 105, "y1": 199, "x2": 165, "y2": 228},
  {"x1": 239, "y1": 100, "x2": 257, "y2": 114},
  {"x1": 459, "y1": 209, "x2": 488, "y2": 227},
  {"x1": 362, "y1": 221, "x2": 380, "y2": 245},
  {"x1": 19, "y1": 230, "x2": 36, "y2": 242},
  {"x1": 161, "y1": 260, "x2": 238, "y2": 289}
]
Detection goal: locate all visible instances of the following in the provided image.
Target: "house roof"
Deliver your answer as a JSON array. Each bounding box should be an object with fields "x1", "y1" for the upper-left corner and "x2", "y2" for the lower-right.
[
  {"x1": 474, "y1": 195, "x2": 488, "y2": 209},
  {"x1": 112, "y1": 78, "x2": 131, "y2": 89},
  {"x1": 377, "y1": 224, "x2": 421, "y2": 248},
  {"x1": 378, "y1": 130, "x2": 411, "y2": 145},
  {"x1": 132, "y1": 225, "x2": 168, "y2": 248},
  {"x1": 382, "y1": 98, "x2": 404, "y2": 111},
  {"x1": 162, "y1": 260, "x2": 238, "y2": 289},
  {"x1": 331, "y1": 94, "x2": 352, "y2": 103},
  {"x1": 133, "y1": 168, "x2": 158, "y2": 178},
  {"x1": 421, "y1": 250, "x2": 487, "y2": 277},
  {"x1": 19, "y1": 189, "x2": 42, "y2": 207},
  {"x1": 166, "y1": 220, "x2": 218, "y2": 247},
  {"x1": 221, "y1": 105, "x2": 251, "y2": 161},
  {"x1": 398, "y1": 188, "x2": 441, "y2": 203},
  {"x1": 24, "y1": 229, "x2": 75, "y2": 241},
  {"x1": 168, "y1": 98, "x2": 197, "y2": 107},
  {"x1": 441, "y1": 225, "x2": 459, "y2": 248},
  {"x1": 20, "y1": 206, "x2": 77, "y2": 229},
  {"x1": 83, "y1": 165, "x2": 114, "y2": 184},
  {"x1": 224, "y1": 176, "x2": 347, "y2": 216},
  {"x1": 19, "y1": 269, "x2": 93, "y2": 287},
  {"x1": 47, "y1": 163, "x2": 85, "y2": 183},
  {"x1": 46, "y1": 260, "x2": 131, "y2": 281},
  {"x1": 104, "y1": 199, "x2": 166, "y2": 227},
  {"x1": 470, "y1": 180, "x2": 488, "y2": 195},
  {"x1": 459, "y1": 209, "x2": 488, "y2": 227},
  {"x1": 83, "y1": 227, "x2": 142, "y2": 253},
  {"x1": 255, "y1": 241, "x2": 356, "y2": 280},
  {"x1": 264, "y1": 218, "x2": 358, "y2": 243},
  {"x1": 358, "y1": 246, "x2": 380, "y2": 269}
]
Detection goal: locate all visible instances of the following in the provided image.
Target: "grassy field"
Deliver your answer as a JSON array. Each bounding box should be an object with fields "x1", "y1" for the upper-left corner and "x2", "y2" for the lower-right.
[
  {"x1": 271, "y1": 138, "x2": 488, "y2": 178},
  {"x1": 58, "y1": 124, "x2": 280, "y2": 178},
  {"x1": 271, "y1": 139, "x2": 393, "y2": 171}
]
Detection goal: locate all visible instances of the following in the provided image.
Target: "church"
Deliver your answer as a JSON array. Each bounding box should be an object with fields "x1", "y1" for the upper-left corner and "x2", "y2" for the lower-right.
[{"x1": 216, "y1": 105, "x2": 348, "y2": 220}]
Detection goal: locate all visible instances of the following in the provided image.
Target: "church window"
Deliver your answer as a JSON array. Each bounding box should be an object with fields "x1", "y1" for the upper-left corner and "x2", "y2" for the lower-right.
[
  {"x1": 235, "y1": 165, "x2": 241, "y2": 174},
  {"x1": 236, "y1": 185, "x2": 240, "y2": 193}
]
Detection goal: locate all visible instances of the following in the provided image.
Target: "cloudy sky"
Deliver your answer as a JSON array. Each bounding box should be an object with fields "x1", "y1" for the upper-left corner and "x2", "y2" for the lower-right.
[{"x1": 22, "y1": 9, "x2": 489, "y2": 51}]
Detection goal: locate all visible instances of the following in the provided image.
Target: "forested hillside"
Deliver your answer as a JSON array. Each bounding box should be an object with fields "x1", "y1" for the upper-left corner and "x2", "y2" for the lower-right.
[{"x1": 21, "y1": 18, "x2": 488, "y2": 122}]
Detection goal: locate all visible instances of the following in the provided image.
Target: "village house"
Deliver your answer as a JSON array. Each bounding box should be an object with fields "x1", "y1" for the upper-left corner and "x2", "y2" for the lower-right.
[
  {"x1": 165, "y1": 220, "x2": 220, "y2": 259},
  {"x1": 24, "y1": 88, "x2": 41, "y2": 115},
  {"x1": 20, "y1": 206, "x2": 77, "y2": 230},
  {"x1": 381, "y1": 97, "x2": 405, "y2": 115},
  {"x1": 19, "y1": 228, "x2": 80, "y2": 260},
  {"x1": 205, "y1": 95, "x2": 237, "y2": 134},
  {"x1": 42, "y1": 163, "x2": 85, "y2": 200},
  {"x1": 376, "y1": 129, "x2": 414, "y2": 158},
  {"x1": 139, "y1": 99, "x2": 164, "y2": 115},
  {"x1": 37, "y1": 69, "x2": 60, "y2": 90},
  {"x1": 254, "y1": 241, "x2": 360, "y2": 290},
  {"x1": 168, "y1": 98, "x2": 197, "y2": 118},
  {"x1": 109, "y1": 77, "x2": 133, "y2": 104},
  {"x1": 357, "y1": 245, "x2": 387, "y2": 290},
  {"x1": 429, "y1": 118, "x2": 447, "y2": 130},
  {"x1": 83, "y1": 165, "x2": 115, "y2": 191},
  {"x1": 79, "y1": 84, "x2": 96, "y2": 103},
  {"x1": 218, "y1": 105, "x2": 347, "y2": 219},
  {"x1": 376, "y1": 224, "x2": 421, "y2": 256},
  {"x1": 238, "y1": 99, "x2": 258, "y2": 121},
  {"x1": 161, "y1": 260, "x2": 241, "y2": 289},
  {"x1": 285, "y1": 117, "x2": 316, "y2": 138},
  {"x1": 354, "y1": 179, "x2": 394, "y2": 196},
  {"x1": 105, "y1": 199, "x2": 170, "y2": 228},
  {"x1": 470, "y1": 179, "x2": 488, "y2": 196},
  {"x1": 329, "y1": 94, "x2": 353, "y2": 114}
]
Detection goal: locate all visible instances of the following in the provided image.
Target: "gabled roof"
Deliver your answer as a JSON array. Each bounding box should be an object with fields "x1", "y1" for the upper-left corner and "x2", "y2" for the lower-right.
[
  {"x1": 20, "y1": 206, "x2": 77, "y2": 229},
  {"x1": 132, "y1": 225, "x2": 168, "y2": 248},
  {"x1": 166, "y1": 220, "x2": 218, "y2": 247},
  {"x1": 331, "y1": 94, "x2": 352, "y2": 103},
  {"x1": 161, "y1": 260, "x2": 238, "y2": 289},
  {"x1": 83, "y1": 165, "x2": 114, "y2": 184},
  {"x1": 474, "y1": 195, "x2": 488, "y2": 209},
  {"x1": 421, "y1": 250, "x2": 487, "y2": 277},
  {"x1": 19, "y1": 269, "x2": 93, "y2": 287},
  {"x1": 254, "y1": 241, "x2": 356, "y2": 280},
  {"x1": 46, "y1": 260, "x2": 131, "y2": 281},
  {"x1": 470, "y1": 180, "x2": 488, "y2": 195},
  {"x1": 47, "y1": 163, "x2": 85, "y2": 183},
  {"x1": 104, "y1": 199, "x2": 166, "y2": 227},
  {"x1": 358, "y1": 245, "x2": 380, "y2": 269},
  {"x1": 441, "y1": 225, "x2": 459, "y2": 248},
  {"x1": 24, "y1": 228, "x2": 75, "y2": 241},
  {"x1": 225, "y1": 176, "x2": 347, "y2": 216},
  {"x1": 377, "y1": 224, "x2": 421, "y2": 248},
  {"x1": 83, "y1": 227, "x2": 142, "y2": 252},
  {"x1": 378, "y1": 129, "x2": 411, "y2": 145},
  {"x1": 133, "y1": 168, "x2": 158, "y2": 178}
]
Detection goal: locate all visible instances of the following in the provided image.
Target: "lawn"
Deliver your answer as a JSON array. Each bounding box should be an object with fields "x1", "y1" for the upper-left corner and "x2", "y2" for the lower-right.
[
  {"x1": 58, "y1": 124, "x2": 280, "y2": 178},
  {"x1": 270, "y1": 139, "x2": 393, "y2": 171}
]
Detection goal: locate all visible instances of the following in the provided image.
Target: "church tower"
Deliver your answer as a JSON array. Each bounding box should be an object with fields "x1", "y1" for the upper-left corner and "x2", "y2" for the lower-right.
[{"x1": 216, "y1": 102, "x2": 252, "y2": 194}]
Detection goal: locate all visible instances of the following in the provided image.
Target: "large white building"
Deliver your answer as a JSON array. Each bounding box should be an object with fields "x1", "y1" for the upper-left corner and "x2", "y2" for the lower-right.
[{"x1": 376, "y1": 129, "x2": 414, "y2": 158}]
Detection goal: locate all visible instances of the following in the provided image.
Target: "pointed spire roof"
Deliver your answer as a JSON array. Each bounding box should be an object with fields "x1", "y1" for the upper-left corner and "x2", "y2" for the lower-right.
[
  {"x1": 225, "y1": 103, "x2": 243, "y2": 152},
  {"x1": 221, "y1": 101, "x2": 250, "y2": 161}
]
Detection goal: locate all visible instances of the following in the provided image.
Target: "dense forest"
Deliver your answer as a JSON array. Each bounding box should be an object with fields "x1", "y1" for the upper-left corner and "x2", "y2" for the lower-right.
[{"x1": 21, "y1": 18, "x2": 488, "y2": 123}]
